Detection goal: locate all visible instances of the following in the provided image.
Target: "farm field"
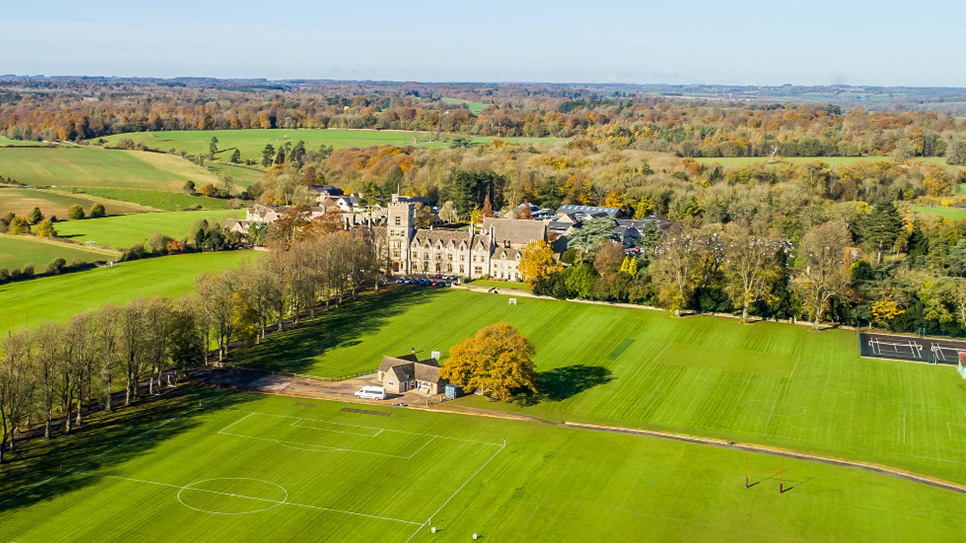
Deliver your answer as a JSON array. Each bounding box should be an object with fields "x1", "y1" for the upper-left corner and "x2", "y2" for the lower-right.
[
  {"x1": 2, "y1": 388, "x2": 964, "y2": 543},
  {"x1": 440, "y1": 97, "x2": 490, "y2": 113},
  {"x1": 55, "y1": 209, "x2": 246, "y2": 249},
  {"x1": 0, "y1": 250, "x2": 256, "y2": 333},
  {"x1": 205, "y1": 162, "x2": 264, "y2": 188},
  {"x1": 96, "y1": 129, "x2": 568, "y2": 163},
  {"x1": 0, "y1": 234, "x2": 119, "y2": 271},
  {"x1": 0, "y1": 187, "x2": 148, "y2": 217},
  {"x1": 0, "y1": 147, "x2": 222, "y2": 191},
  {"x1": 232, "y1": 287, "x2": 966, "y2": 486},
  {"x1": 912, "y1": 205, "x2": 966, "y2": 219},
  {"x1": 694, "y1": 155, "x2": 964, "y2": 168},
  {"x1": 62, "y1": 187, "x2": 235, "y2": 212}
]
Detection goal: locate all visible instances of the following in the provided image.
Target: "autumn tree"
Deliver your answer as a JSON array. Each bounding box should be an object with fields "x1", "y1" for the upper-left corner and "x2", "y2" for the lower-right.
[
  {"x1": 67, "y1": 204, "x2": 85, "y2": 220},
  {"x1": 792, "y1": 222, "x2": 853, "y2": 330},
  {"x1": 722, "y1": 224, "x2": 778, "y2": 322},
  {"x1": 89, "y1": 203, "x2": 106, "y2": 218},
  {"x1": 519, "y1": 241, "x2": 561, "y2": 287},
  {"x1": 440, "y1": 323, "x2": 537, "y2": 400},
  {"x1": 36, "y1": 219, "x2": 57, "y2": 238},
  {"x1": 649, "y1": 226, "x2": 706, "y2": 310}
]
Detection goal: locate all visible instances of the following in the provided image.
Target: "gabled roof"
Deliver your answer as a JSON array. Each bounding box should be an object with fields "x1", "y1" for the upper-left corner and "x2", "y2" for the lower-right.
[
  {"x1": 482, "y1": 218, "x2": 546, "y2": 246},
  {"x1": 379, "y1": 354, "x2": 444, "y2": 384}
]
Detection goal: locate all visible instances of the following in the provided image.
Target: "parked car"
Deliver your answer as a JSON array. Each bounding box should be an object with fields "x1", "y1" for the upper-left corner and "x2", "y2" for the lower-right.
[{"x1": 354, "y1": 386, "x2": 387, "y2": 400}]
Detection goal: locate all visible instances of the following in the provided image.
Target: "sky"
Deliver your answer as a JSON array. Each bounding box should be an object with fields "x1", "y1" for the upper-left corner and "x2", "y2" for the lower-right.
[{"x1": 3, "y1": 0, "x2": 965, "y2": 87}]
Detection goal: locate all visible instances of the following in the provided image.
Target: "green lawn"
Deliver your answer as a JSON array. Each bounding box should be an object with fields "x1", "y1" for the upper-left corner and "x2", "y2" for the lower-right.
[
  {"x1": 2, "y1": 387, "x2": 964, "y2": 542},
  {"x1": 0, "y1": 250, "x2": 256, "y2": 333},
  {"x1": 0, "y1": 147, "x2": 222, "y2": 191},
  {"x1": 55, "y1": 210, "x2": 246, "y2": 249},
  {"x1": 206, "y1": 162, "x2": 265, "y2": 188},
  {"x1": 440, "y1": 97, "x2": 490, "y2": 114},
  {"x1": 0, "y1": 234, "x2": 119, "y2": 271},
  {"x1": 62, "y1": 187, "x2": 236, "y2": 212},
  {"x1": 912, "y1": 205, "x2": 966, "y2": 219},
  {"x1": 465, "y1": 279, "x2": 531, "y2": 291},
  {"x1": 231, "y1": 288, "x2": 966, "y2": 487},
  {"x1": 96, "y1": 129, "x2": 568, "y2": 164}
]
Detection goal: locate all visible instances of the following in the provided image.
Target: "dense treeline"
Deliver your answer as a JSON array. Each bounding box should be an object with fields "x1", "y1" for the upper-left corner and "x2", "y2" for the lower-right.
[
  {"x1": 0, "y1": 230, "x2": 380, "y2": 463},
  {"x1": 2, "y1": 79, "x2": 965, "y2": 161},
  {"x1": 525, "y1": 207, "x2": 966, "y2": 337}
]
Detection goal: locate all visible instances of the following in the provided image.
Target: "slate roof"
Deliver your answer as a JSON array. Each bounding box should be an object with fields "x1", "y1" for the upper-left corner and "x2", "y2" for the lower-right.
[
  {"x1": 379, "y1": 355, "x2": 444, "y2": 384},
  {"x1": 482, "y1": 218, "x2": 547, "y2": 246}
]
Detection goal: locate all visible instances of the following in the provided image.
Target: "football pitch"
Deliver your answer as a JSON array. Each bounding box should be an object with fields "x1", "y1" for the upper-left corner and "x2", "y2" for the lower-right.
[
  {"x1": 232, "y1": 287, "x2": 966, "y2": 487},
  {"x1": 2, "y1": 388, "x2": 966, "y2": 542}
]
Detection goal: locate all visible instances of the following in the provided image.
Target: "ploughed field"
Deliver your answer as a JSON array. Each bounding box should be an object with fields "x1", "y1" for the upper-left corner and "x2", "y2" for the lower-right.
[
  {"x1": 2, "y1": 388, "x2": 964, "y2": 542},
  {"x1": 232, "y1": 287, "x2": 966, "y2": 486}
]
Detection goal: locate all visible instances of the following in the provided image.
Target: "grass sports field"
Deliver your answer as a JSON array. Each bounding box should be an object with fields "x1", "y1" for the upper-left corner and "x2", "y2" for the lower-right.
[
  {"x1": 54, "y1": 209, "x2": 246, "y2": 249},
  {"x1": 232, "y1": 287, "x2": 966, "y2": 486},
  {"x1": 0, "y1": 234, "x2": 119, "y2": 271},
  {"x1": 1, "y1": 387, "x2": 964, "y2": 542},
  {"x1": 0, "y1": 147, "x2": 222, "y2": 191},
  {"x1": 0, "y1": 187, "x2": 148, "y2": 217},
  {"x1": 0, "y1": 250, "x2": 256, "y2": 333},
  {"x1": 97, "y1": 129, "x2": 568, "y2": 163}
]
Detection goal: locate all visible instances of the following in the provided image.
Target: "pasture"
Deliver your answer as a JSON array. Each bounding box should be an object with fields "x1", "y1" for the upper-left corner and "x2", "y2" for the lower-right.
[
  {"x1": 0, "y1": 250, "x2": 256, "y2": 333},
  {"x1": 694, "y1": 155, "x2": 964, "y2": 172},
  {"x1": 96, "y1": 129, "x2": 568, "y2": 163},
  {"x1": 912, "y1": 205, "x2": 966, "y2": 219},
  {"x1": 1, "y1": 388, "x2": 964, "y2": 542},
  {"x1": 0, "y1": 147, "x2": 222, "y2": 192},
  {"x1": 232, "y1": 287, "x2": 966, "y2": 486},
  {"x1": 0, "y1": 234, "x2": 119, "y2": 271},
  {"x1": 62, "y1": 187, "x2": 235, "y2": 212},
  {"x1": 0, "y1": 187, "x2": 148, "y2": 217},
  {"x1": 440, "y1": 97, "x2": 490, "y2": 114},
  {"x1": 55, "y1": 209, "x2": 246, "y2": 249}
]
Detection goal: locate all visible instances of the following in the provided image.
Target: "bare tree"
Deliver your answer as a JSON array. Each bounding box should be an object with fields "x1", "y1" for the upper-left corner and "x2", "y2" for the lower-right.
[
  {"x1": 119, "y1": 299, "x2": 148, "y2": 405},
  {"x1": 145, "y1": 296, "x2": 173, "y2": 394},
  {"x1": 649, "y1": 225, "x2": 707, "y2": 310},
  {"x1": 34, "y1": 323, "x2": 61, "y2": 439}
]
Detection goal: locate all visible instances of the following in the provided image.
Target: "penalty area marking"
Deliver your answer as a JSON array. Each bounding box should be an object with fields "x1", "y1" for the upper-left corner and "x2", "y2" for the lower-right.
[{"x1": 77, "y1": 472, "x2": 421, "y2": 525}]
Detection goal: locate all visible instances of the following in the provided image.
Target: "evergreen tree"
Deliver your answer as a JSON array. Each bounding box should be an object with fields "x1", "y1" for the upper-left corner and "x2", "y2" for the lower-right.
[
  {"x1": 209, "y1": 136, "x2": 218, "y2": 154},
  {"x1": 27, "y1": 207, "x2": 43, "y2": 225},
  {"x1": 261, "y1": 144, "x2": 275, "y2": 168},
  {"x1": 857, "y1": 200, "x2": 903, "y2": 257},
  {"x1": 230, "y1": 149, "x2": 241, "y2": 163}
]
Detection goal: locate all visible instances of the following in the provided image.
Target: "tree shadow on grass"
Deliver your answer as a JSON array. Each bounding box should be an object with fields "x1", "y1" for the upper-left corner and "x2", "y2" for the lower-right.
[
  {"x1": 0, "y1": 386, "x2": 253, "y2": 519},
  {"x1": 511, "y1": 365, "x2": 613, "y2": 407},
  {"x1": 227, "y1": 286, "x2": 448, "y2": 376}
]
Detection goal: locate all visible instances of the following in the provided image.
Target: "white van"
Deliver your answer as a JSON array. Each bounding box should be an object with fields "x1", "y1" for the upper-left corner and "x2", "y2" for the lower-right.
[{"x1": 354, "y1": 386, "x2": 387, "y2": 400}]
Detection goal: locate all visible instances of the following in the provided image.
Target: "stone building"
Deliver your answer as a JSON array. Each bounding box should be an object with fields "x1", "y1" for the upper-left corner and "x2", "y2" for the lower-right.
[{"x1": 387, "y1": 197, "x2": 546, "y2": 280}]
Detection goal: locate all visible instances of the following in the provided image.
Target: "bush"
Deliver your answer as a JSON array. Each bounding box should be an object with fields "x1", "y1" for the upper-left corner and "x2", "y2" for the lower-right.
[
  {"x1": 147, "y1": 231, "x2": 174, "y2": 254},
  {"x1": 67, "y1": 204, "x2": 86, "y2": 220},
  {"x1": 561, "y1": 248, "x2": 578, "y2": 264},
  {"x1": 46, "y1": 258, "x2": 67, "y2": 275},
  {"x1": 0, "y1": 268, "x2": 9, "y2": 283},
  {"x1": 89, "y1": 203, "x2": 106, "y2": 218},
  {"x1": 198, "y1": 183, "x2": 218, "y2": 197},
  {"x1": 121, "y1": 245, "x2": 145, "y2": 261},
  {"x1": 8, "y1": 216, "x2": 31, "y2": 235},
  {"x1": 187, "y1": 204, "x2": 202, "y2": 211}
]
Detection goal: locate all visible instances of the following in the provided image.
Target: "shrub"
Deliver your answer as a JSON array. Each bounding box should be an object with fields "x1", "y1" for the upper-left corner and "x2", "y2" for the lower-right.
[
  {"x1": 8, "y1": 216, "x2": 31, "y2": 235},
  {"x1": 147, "y1": 231, "x2": 174, "y2": 254},
  {"x1": 199, "y1": 183, "x2": 218, "y2": 197},
  {"x1": 561, "y1": 248, "x2": 578, "y2": 264},
  {"x1": 89, "y1": 203, "x2": 106, "y2": 218},
  {"x1": 121, "y1": 245, "x2": 145, "y2": 261},
  {"x1": 46, "y1": 258, "x2": 67, "y2": 275},
  {"x1": 67, "y1": 204, "x2": 86, "y2": 220},
  {"x1": 36, "y1": 219, "x2": 57, "y2": 238},
  {"x1": 0, "y1": 268, "x2": 9, "y2": 283}
]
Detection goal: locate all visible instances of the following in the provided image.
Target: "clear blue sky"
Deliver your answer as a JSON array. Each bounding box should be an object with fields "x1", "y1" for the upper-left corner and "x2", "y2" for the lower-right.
[{"x1": 3, "y1": 0, "x2": 965, "y2": 87}]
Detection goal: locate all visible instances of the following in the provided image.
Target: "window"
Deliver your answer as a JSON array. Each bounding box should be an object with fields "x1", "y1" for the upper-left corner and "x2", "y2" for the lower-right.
[
  {"x1": 394, "y1": 217, "x2": 401, "y2": 226},
  {"x1": 389, "y1": 381, "x2": 394, "y2": 386}
]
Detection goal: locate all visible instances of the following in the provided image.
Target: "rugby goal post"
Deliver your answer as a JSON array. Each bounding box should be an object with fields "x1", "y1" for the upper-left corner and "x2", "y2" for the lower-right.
[
  {"x1": 745, "y1": 452, "x2": 787, "y2": 494},
  {"x1": 509, "y1": 298, "x2": 517, "y2": 306}
]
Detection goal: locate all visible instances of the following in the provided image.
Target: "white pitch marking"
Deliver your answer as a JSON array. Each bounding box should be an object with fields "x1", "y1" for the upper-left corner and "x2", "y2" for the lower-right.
[
  {"x1": 229, "y1": 410, "x2": 503, "y2": 446},
  {"x1": 402, "y1": 439, "x2": 507, "y2": 543},
  {"x1": 79, "y1": 473, "x2": 421, "y2": 525},
  {"x1": 763, "y1": 384, "x2": 783, "y2": 435},
  {"x1": 290, "y1": 419, "x2": 384, "y2": 437}
]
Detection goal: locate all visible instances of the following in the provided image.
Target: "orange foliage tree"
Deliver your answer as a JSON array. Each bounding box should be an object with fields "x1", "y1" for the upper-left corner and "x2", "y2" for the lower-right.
[{"x1": 440, "y1": 323, "x2": 537, "y2": 400}]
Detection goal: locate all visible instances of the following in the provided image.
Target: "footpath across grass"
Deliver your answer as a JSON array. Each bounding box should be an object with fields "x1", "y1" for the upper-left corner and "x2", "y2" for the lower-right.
[
  {"x1": 2, "y1": 387, "x2": 964, "y2": 543},
  {"x1": 0, "y1": 250, "x2": 257, "y2": 332},
  {"x1": 231, "y1": 287, "x2": 966, "y2": 487}
]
